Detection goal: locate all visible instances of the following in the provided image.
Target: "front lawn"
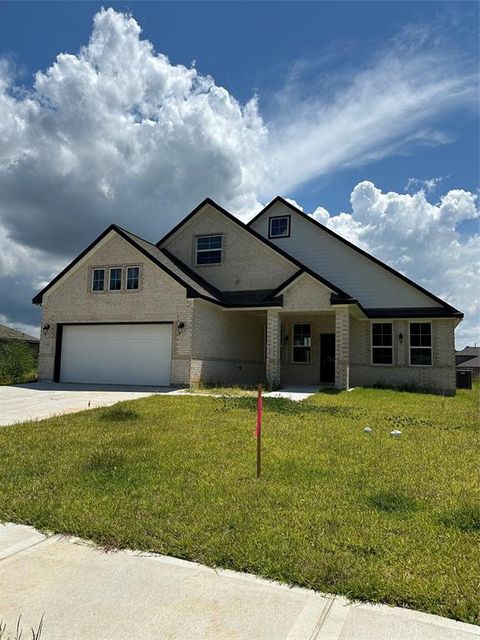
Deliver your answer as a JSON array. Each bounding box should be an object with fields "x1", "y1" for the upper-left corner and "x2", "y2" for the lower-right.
[{"x1": 0, "y1": 386, "x2": 478, "y2": 623}]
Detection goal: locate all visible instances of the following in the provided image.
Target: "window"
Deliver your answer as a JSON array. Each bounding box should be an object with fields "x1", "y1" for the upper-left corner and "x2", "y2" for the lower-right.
[
  {"x1": 410, "y1": 323, "x2": 432, "y2": 366},
  {"x1": 109, "y1": 267, "x2": 122, "y2": 291},
  {"x1": 196, "y1": 235, "x2": 222, "y2": 265},
  {"x1": 268, "y1": 215, "x2": 290, "y2": 239},
  {"x1": 372, "y1": 323, "x2": 393, "y2": 365},
  {"x1": 293, "y1": 324, "x2": 311, "y2": 363},
  {"x1": 126, "y1": 266, "x2": 140, "y2": 290},
  {"x1": 92, "y1": 268, "x2": 105, "y2": 292}
]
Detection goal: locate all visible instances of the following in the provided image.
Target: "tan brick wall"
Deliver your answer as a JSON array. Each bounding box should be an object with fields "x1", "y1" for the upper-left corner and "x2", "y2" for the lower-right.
[
  {"x1": 190, "y1": 299, "x2": 264, "y2": 385},
  {"x1": 282, "y1": 274, "x2": 332, "y2": 311},
  {"x1": 162, "y1": 204, "x2": 298, "y2": 291},
  {"x1": 280, "y1": 313, "x2": 335, "y2": 386},
  {"x1": 38, "y1": 232, "x2": 193, "y2": 385},
  {"x1": 350, "y1": 317, "x2": 457, "y2": 395}
]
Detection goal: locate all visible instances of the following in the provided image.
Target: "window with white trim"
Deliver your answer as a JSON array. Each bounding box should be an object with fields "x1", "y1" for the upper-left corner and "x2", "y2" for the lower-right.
[
  {"x1": 371, "y1": 323, "x2": 393, "y2": 365},
  {"x1": 292, "y1": 323, "x2": 311, "y2": 363},
  {"x1": 268, "y1": 215, "x2": 290, "y2": 238},
  {"x1": 126, "y1": 266, "x2": 140, "y2": 290},
  {"x1": 410, "y1": 323, "x2": 432, "y2": 366},
  {"x1": 92, "y1": 268, "x2": 105, "y2": 292},
  {"x1": 109, "y1": 267, "x2": 122, "y2": 291},
  {"x1": 196, "y1": 235, "x2": 223, "y2": 265}
]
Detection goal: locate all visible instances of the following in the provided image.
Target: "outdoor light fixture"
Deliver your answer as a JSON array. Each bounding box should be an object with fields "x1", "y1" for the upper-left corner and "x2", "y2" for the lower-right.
[
  {"x1": 177, "y1": 321, "x2": 185, "y2": 335},
  {"x1": 283, "y1": 334, "x2": 289, "y2": 344},
  {"x1": 42, "y1": 323, "x2": 51, "y2": 336},
  {"x1": 398, "y1": 332, "x2": 404, "y2": 345}
]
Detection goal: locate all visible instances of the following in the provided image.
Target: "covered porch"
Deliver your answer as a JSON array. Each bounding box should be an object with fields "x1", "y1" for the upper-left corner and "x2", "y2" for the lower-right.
[{"x1": 265, "y1": 307, "x2": 351, "y2": 390}]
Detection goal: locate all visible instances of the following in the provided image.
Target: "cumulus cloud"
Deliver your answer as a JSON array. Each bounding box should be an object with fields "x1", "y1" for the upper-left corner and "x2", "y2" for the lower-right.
[
  {"x1": 0, "y1": 8, "x2": 478, "y2": 345},
  {"x1": 311, "y1": 182, "x2": 480, "y2": 347},
  {"x1": 0, "y1": 8, "x2": 267, "y2": 259}
]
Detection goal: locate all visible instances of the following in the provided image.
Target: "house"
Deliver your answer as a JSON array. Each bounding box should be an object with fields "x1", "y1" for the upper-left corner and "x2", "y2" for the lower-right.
[
  {"x1": 455, "y1": 346, "x2": 479, "y2": 378},
  {"x1": 32, "y1": 197, "x2": 463, "y2": 394},
  {"x1": 0, "y1": 323, "x2": 39, "y2": 356}
]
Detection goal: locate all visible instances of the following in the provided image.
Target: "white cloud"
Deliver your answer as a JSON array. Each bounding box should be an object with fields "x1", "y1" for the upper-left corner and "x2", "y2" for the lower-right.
[
  {"x1": 310, "y1": 182, "x2": 480, "y2": 347},
  {"x1": 0, "y1": 8, "x2": 478, "y2": 346},
  {"x1": 264, "y1": 26, "x2": 477, "y2": 196},
  {"x1": 405, "y1": 176, "x2": 448, "y2": 194},
  {"x1": 0, "y1": 8, "x2": 268, "y2": 259}
]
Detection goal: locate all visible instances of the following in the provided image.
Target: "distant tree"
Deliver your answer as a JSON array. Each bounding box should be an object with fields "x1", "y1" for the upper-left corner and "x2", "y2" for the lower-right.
[{"x1": 0, "y1": 340, "x2": 36, "y2": 384}]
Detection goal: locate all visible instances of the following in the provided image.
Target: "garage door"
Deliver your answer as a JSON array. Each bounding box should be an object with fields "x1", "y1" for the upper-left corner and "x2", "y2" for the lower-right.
[{"x1": 60, "y1": 324, "x2": 172, "y2": 386}]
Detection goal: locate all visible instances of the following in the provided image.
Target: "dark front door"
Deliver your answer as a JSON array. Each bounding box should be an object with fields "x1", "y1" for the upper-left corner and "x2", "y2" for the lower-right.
[{"x1": 320, "y1": 334, "x2": 335, "y2": 383}]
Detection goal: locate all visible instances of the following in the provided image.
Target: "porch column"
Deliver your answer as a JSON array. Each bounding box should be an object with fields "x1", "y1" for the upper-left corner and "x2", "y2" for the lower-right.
[
  {"x1": 335, "y1": 307, "x2": 350, "y2": 390},
  {"x1": 266, "y1": 309, "x2": 281, "y2": 388}
]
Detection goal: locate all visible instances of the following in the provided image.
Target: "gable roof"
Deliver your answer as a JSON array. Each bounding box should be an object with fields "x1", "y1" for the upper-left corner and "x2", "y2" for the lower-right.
[
  {"x1": 32, "y1": 224, "x2": 222, "y2": 305},
  {"x1": 31, "y1": 224, "x2": 281, "y2": 309},
  {"x1": 248, "y1": 196, "x2": 462, "y2": 317},
  {"x1": 0, "y1": 323, "x2": 39, "y2": 343},
  {"x1": 157, "y1": 197, "x2": 353, "y2": 300}
]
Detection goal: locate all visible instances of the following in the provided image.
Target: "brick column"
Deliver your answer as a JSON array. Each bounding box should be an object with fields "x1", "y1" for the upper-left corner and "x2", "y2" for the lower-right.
[
  {"x1": 266, "y1": 309, "x2": 281, "y2": 388},
  {"x1": 335, "y1": 307, "x2": 350, "y2": 390}
]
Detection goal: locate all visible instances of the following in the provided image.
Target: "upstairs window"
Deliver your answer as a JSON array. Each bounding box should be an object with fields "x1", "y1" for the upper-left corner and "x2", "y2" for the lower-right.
[
  {"x1": 268, "y1": 215, "x2": 290, "y2": 239},
  {"x1": 293, "y1": 323, "x2": 311, "y2": 363},
  {"x1": 372, "y1": 323, "x2": 393, "y2": 364},
  {"x1": 126, "y1": 266, "x2": 140, "y2": 290},
  {"x1": 92, "y1": 268, "x2": 105, "y2": 292},
  {"x1": 410, "y1": 323, "x2": 432, "y2": 366},
  {"x1": 109, "y1": 267, "x2": 122, "y2": 291},
  {"x1": 196, "y1": 235, "x2": 223, "y2": 265}
]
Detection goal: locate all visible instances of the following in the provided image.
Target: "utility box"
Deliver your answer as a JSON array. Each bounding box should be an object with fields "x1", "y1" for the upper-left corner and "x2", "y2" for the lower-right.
[{"x1": 456, "y1": 370, "x2": 472, "y2": 389}]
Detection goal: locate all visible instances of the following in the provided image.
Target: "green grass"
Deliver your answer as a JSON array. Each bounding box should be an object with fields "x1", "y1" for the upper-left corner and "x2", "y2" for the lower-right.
[{"x1": 0, "y1": 385, "x2": 479, "y2": 623}]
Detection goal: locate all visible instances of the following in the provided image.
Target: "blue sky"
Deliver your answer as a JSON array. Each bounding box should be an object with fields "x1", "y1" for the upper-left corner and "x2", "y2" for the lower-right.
[
  {"x1": 0, "y1": 1, "x2": 478, "y2": 215},
  {"x1": 0, "y1": 2, "x2": 478, "y2": 344}
]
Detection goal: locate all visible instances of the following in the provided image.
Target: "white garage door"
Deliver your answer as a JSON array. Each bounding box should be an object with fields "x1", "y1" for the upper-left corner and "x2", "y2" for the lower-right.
[{"x1": 60, "y1": 324, "x2": 172, "y2": 386}]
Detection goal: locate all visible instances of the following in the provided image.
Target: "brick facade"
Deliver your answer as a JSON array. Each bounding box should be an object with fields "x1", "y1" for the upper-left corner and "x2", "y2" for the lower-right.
[{"x1": 36, "y1": 219, "x2": 459, "y2": 396}]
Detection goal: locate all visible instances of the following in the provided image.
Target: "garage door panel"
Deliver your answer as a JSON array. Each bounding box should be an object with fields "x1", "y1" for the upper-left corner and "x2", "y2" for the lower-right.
[{"x1": 60, "y1": 324, "x2": 172, "y2": 385}]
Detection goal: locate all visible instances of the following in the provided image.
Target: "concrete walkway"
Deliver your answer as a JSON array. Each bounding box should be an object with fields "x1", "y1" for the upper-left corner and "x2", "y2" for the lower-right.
[
  {"x1": 0, "y1": 382, "x2": 180, "y2": 427},
  {"x1": 1, "y1": 524, "x2": 478, "y2": 640}
]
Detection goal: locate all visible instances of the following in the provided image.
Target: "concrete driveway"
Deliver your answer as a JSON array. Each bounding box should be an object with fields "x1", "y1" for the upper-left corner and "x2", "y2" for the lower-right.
[
  {"x1": 0, "y1": 382, "x2": 180, "y2": 427},
  {"x1": 0, "y1": 524, "x2": 478, "y2": 640}
]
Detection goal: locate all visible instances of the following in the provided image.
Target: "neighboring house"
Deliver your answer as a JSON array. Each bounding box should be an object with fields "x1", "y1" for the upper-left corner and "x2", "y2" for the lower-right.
[
  {"x1": 33, "y1": 197, "x2": 462, "y2": 394},
  {"x1": 455, "y1": 346, "x2": 479, "y2": 378},
  {"x1": 0, "y1": 323, "x2": 39, "y2": 356}
]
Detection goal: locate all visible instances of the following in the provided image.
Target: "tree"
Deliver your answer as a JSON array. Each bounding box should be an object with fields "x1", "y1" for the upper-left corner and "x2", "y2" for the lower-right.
[{"x1": 0, "y1": 340, "x2": 36, "y2": 384}]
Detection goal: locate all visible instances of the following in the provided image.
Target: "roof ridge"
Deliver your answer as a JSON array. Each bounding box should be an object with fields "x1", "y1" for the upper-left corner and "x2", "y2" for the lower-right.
[
  {"x1": 156, "y1": 198, "x2": 353, "y2": 299},
  {"x1": 249, "y1": 196, "x2": 461, "y2": 315}
]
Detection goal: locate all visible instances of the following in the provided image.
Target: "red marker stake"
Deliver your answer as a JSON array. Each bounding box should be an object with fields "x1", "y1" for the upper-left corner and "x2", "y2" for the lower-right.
[{"x1": 256, "y1": 383, "x2": 263, "y2": 478}]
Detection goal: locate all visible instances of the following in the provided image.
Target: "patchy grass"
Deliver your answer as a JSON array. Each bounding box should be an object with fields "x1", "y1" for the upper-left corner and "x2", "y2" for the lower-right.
[
  {"x1": 188, "y1": 384, "x2": 258, "y2": 396},
  {"x1": 0, "y1": 385, "x2": 478, "y2": 624}
]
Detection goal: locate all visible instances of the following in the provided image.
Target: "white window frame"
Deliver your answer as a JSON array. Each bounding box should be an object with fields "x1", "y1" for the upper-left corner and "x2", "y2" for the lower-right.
[
  {"x1": 292, "y1": 323, "x2": 312, "y2": 364},
  {"x1": 371, "y1": 321, "x2": 393, "y2": 366},
  {"x1": 195, "y1": 234, "x2": 223, "y2": 266},
  {"x1": 268, "y1": 215, "x2": 290, "y2": 239},
  {"x1": 108, "y1": 266, "x2": 123, "y2": 292},
  {"x1": 409, "y1": 321, "x2": 433, "y2": 367},
  {"x1": 126, "y1": 265, "x2": 140, "y2": 290},
  {"x1": 91, "y1": 268, "x2": 105, "y2": 293}
]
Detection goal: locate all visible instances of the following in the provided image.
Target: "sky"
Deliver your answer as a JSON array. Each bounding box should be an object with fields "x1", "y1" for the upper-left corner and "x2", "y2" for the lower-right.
[{"x1": 0, "y1": 1, "x2": 478, "y2": 346}]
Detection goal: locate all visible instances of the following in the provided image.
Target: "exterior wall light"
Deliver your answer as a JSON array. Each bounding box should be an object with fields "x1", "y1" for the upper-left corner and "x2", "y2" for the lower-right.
[
  {"x1": 42, "y1": 323, "x2": 51, "y2": 336},
  {"x1": 398, "y1": 332, "x2": 404, "y2": 345},
  {"x1": 177, "y1": 321, "x2": 185, "y2": 335}
]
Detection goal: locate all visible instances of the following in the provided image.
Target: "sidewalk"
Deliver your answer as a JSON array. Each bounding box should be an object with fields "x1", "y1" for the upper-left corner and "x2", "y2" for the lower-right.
[{"x1": 0, "y1": 523, "x2": 478, "y2": 640}]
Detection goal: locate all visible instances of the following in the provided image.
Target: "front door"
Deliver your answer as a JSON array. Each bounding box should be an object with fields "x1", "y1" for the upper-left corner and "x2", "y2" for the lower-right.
[{"x1": 320, "y1": 333, "x2": 335, "y2": 383}]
